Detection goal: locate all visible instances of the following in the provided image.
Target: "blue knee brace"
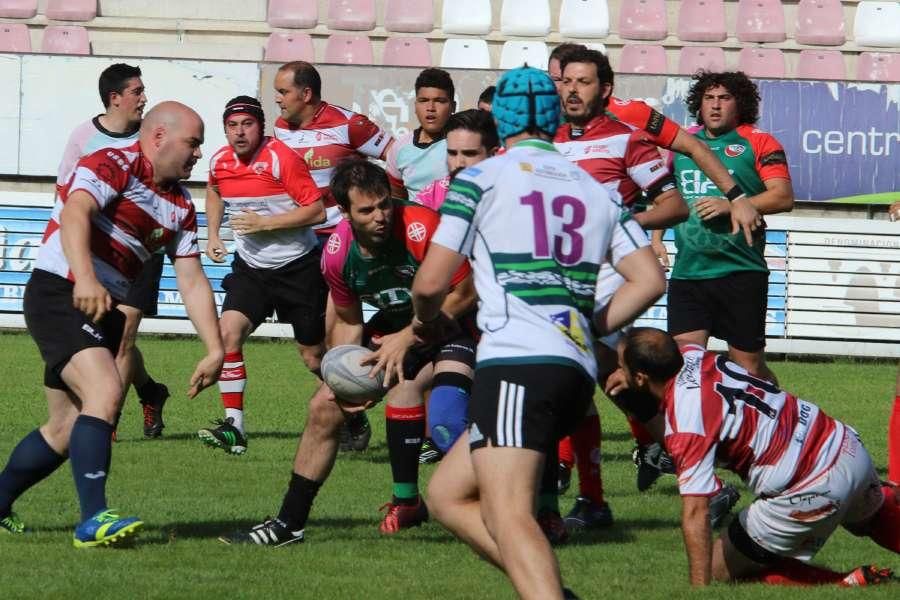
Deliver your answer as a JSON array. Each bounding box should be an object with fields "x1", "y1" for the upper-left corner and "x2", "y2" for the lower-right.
[{"x1": 428, "y1": 372, "x2": 471, "y2": 453}]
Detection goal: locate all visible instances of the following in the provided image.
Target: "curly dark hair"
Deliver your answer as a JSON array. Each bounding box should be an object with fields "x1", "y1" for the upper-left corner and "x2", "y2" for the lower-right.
[{"x1": 686, "y1": 71, "x2": 760, "y2": 127}]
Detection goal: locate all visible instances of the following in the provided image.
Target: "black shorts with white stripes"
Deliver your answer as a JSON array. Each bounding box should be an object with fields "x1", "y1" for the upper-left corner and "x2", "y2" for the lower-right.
[{"x1": 468, "y1": 363, "x2": 594, "y2": 454}]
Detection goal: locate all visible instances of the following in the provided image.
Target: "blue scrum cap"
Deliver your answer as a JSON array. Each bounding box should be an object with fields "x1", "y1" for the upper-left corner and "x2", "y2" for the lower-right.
[{"x1": 491, "y1": 66, "x2": 560, "y2": 142}]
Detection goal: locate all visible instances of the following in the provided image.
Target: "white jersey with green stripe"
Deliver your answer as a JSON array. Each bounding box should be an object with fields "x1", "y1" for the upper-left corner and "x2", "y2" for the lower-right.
[{"x1": 431, "y1": 138, "x2": 649, "y2": 380}]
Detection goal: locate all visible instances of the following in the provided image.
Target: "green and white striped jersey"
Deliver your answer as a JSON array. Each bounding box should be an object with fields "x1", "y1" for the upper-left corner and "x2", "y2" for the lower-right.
[{"x1": 431, "y1": 139, "x2": 649, "y2": 380}]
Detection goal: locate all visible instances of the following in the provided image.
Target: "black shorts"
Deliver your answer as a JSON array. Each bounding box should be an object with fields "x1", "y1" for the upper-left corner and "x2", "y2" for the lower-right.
[
  {"x1": 667, "y1": 271, "x2": 768, "y2": 352},
  {"x1": 24, "y1": 269, "x2": 125, "y2": 391},
  {"x1": 121, "y1": 252, "x2": 164, "y2": 315},
  {"x1": 468, "y1": 363, "x2": 594, "y2": 453},
  {"x1": 221, "y1": 251, "x2": 327, "y2": 345}
]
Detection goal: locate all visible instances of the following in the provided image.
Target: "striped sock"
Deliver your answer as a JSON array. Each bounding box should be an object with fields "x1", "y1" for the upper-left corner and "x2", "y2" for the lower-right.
[{"x1": 219, "y1": 352, "x2": 246, "y2": 433}]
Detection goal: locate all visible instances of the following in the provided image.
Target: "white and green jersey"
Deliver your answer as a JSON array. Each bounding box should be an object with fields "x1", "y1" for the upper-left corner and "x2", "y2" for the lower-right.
[{"x1": 432, "y1": 139, "x2": 649, "y2": 380}]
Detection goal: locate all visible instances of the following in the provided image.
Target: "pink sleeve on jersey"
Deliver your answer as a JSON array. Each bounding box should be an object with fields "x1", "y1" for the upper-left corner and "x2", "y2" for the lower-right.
[
  {"x1": 276, "y1": 143, "x2": 322, "y2": 207},
  {"x1": 56, "y1": 121, "x2": 92, "y2": 189},
  {"x1": 320, "y1": 220, "x2": 356, "y2": 307},
  {"x1": 413, "y1": 176, "x2": 450, "y2": 211}
]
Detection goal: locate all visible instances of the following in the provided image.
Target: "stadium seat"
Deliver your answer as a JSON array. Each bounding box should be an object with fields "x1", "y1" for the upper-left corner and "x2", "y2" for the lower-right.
[
  {"x1": 857, "y1": 51, "x2": 900, "y2": 82},
  {"x1": 267, "y1": 0, "x2": 318, "y2": 29},
  {"x1": 677, "y1": 0, "x2": 727, "y2": 42},
  {"x1": 738, "y1": 47, "x2": 785, "y2": 78},
  {"x1": 441, "y1": 0, "x2": 491, "y2": 35},
  {"x1": 854, "y1": 2, "x2": 900, "y2": 47},
  {"x1": 0, "y1": 23, "x2": 31, "y2": 52},
  {"x1": 501, "y1": 0, "x2": 551, "y2": 36},
  {"x1": 499, "y1": 40, "x2": 549, "y2": 70},
  {"x1": 0, "y1": 0, "x2": 35, "y2": 19},
  {"x1": 384, "y1": 0, "x2": 433, "y2": 33},
  {"x1": 45, "y1": 0, "x2": 96, "y2": 21},
  {"x1": 41, "y1": 25, "x2": 89, "y2": 55},
  {"x1": 559, "y1": 0, "x2": 610, "y2": 39},
  {"x1": 617, "y1": 44, "x2": 667, "y2": 74},
  {"x1": 327, "y1": 0, "x2": 376, "y2": 31},
  {"x1": 795, "y1": 0, "x2": 846, "y2": 46},
  {"x1": 585, "y1": 42, "x2": 608, "y2": 55},
  {"x1": 440, "y1": 38, "x2": 490, "y2": 69},
  {"x1": 796, "y1": 49, "x2": 846, "y2": 79},
  {"x1": 383, "y1": 36, "x2": 431, "y2": 66},
  {"x1": 736, "y1": 0, "x2": 786, "y2": 43},
  {"x1": 324, "y1": 34, "x2": 373, "y2": 64},
  {"x1": 264, "y1": 32, "x2": 315, "y2": 62},
  {"x1": 678, "y1": 46, "x2": 726, "y2": 75},
  {"x1": 619, "y1": 0, "x2": 667, "y2": 41}
]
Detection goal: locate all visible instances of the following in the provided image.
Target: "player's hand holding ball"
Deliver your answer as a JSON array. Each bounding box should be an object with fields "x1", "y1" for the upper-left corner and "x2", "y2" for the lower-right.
[{"x1": 321, "y1": 345, "x2": 386, "y2": 411}]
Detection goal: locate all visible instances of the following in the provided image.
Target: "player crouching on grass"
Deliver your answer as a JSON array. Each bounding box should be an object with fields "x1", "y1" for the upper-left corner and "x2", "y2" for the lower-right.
[
  {"x1": 611, "y1": 327, "x2": 900, "y2": 587},
  {"x1": 219, "y1": 159, "x2": 476, "y2": 546}
]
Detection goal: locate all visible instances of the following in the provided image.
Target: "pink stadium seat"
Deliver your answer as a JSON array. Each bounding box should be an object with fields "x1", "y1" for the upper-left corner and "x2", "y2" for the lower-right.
[
  {"x1": 678, "y1": 46, "x2": 726, "y2": 75},
  {"x1": 383, "y1": 36, "x2": 431, "y2": 66},
  {"x1": 795, "y1": 0, "x2": 846, "y2": 46},
  {"x1": 617, "y1": 44, "x2": 668, "y2": 74},
  {"x1": 328, "y1": 0, "x2": 376, "y2": 31},
  {"x1": 619, "y1": 0, "x2": 667, "y2": 41},
  {"x1": 324, "y1": 34, "x2": 373, "y2": 64},
  {"x1": 45, "y1": 0, "x2": 96, "y2": 22},
  {"x1": 856, "y1": 52, "x2": 900, "y2": 82},
  {"x1": 267, "y1": 0, "x2": 318, "y2": 29},
  {"x1": 0, "y1": 0, "x2": 36, "y2": 19},
  {"x1": 796, "y1": 49, "x2": 846, "y2": 79},
  {"x1": 0, "y1": 23, "x2": 31, "y2": 52},
  {"x1": 738, "y1": 47, "x2": 785, "y2": 78},
  {"x1": 264, "y1": 32, "x2": 314, "y2": 62},
  {"x1": 677, "y1": 0, "x2": 727, "y2": 42},
  {"x1": 384, "y1": 0, "x2": 433, "y2": 33},
  {"x1": 41, "y1": 25, "x2": 89, "y2": 55},
  {"x1": 736, "y1": 0, "x2": 786, "y2": 43}
]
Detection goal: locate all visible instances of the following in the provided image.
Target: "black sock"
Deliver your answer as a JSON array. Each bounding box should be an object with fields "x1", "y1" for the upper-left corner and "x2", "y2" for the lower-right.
[
  {"x1": 0, "y1": 429, "x2": 67, "y2": 518},
  {"x1": 539, "y1": 441, "x2": 560, "y2": 513},
  {"x1": 136, "y1": 376, "x2": 159, "y2": 404},
  {"x1": 277, "y1": 472, "x2": 322, "y2": 530},
  {"x1": 69, "y1": 415, "x2": 113, "y2": 521},
  {"x1": 385, "y1": 405, "x2": 426, "y2": 505}
]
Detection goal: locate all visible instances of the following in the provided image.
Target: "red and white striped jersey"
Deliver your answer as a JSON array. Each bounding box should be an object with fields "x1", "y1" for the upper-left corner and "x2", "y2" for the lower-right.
[
  {"x1": 606, "y1": 97, "x2": 681, "y2": 149},
  {"x1": 664, "y1": 346, "x2": 845, "y2": 498},
  {"x1": 209, "y1": 136, "x2": 322, "y2": 269},
  {"x1": 37, "y1": 141, "x2": 199, "y2": 301},
  {"x1": 56, "y1": 116, "x2": 139, "y2": 197},
  {"x1": 554, "y1": 115, "x2": 670, "y2": 208},
  {"x1": 273, "y1": 102, "x2": 392, "y2": 231}
]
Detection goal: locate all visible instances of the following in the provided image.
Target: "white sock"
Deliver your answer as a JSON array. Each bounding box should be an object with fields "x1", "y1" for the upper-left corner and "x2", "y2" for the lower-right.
[{"x1": 225, "y1": 408, "x2": 244, "y2": 434}]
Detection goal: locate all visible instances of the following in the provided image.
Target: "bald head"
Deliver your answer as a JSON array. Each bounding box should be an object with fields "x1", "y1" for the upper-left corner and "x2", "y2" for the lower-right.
[
  {"x1": 139, "y1": 101, "x2": 204, "y2": 186},
  {"x1": 621, "y1": 327, "x2": 684, "y2": 383}
]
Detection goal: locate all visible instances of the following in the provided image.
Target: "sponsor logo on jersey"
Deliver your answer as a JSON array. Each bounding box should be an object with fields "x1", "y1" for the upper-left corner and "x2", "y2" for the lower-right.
[
  {"x1": 725, "y1": 144, "x2": 746, "y2": 157},
  {"x1": 303, "y1": 148, "x2": 332, "y2": 168},
  {"x1": 149, "y1": 227, "x2": 165, "y2": 243},
  {"x1": 613, "y1": 98, "x2": 631, "y2": 106},
  {"x1": 252, "y1": 161, "x2": 268, "y2": 175},
  {"x1": 550, "y1": 309, "x2": 588, "y2": 352},
  {"x1": 394, "y1": 265, "x2": 416, "y2": 279},
  {"x1": 407, "y1": 222, "x2": 427, "y2": 242},
  {"x1": 105, "y1": 151, "x2": 129, "y2": 171},
  {"x1": 583, "y1": 144, "x2": 609, "y2": 155},
  {"x1": 646, "y1": 109, "x2": 665, "y2": 136},
  {"x1": 519, "y1": 162, "x2": 533, "y2": 172},
  {"x1": 326, "y1": 233, "x2": 341, "y2": 254},
  {"x1": 760, "y1": 150, "x2": 787, "y2": 166},
  {"x1": 81, "y1": 323, "x2": 103, "y2": 342}
]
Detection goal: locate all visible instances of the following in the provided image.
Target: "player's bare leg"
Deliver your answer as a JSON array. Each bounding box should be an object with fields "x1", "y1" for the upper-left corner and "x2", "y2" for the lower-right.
[
  {"x1": 114, "y1": 304, "x2": 142, "y2": 390},
  {"x1": 427, "y1": 431, "x2": 503, "y2": 568},
  {"x1": 729, "y1": 346, "x2": 778, "y2": 386},
  {"x1": 40, "y1": 387, "x2": 82, "y2": 454},
  {"x1": 291, "y1": 382, "x2": 344, "y2": 481},
  {"x1": 473, "y1": 445, "x2": 564, "y2": 600},
  {"x1": 297, "y1": 341, "x2": 324, "y2": 373}
]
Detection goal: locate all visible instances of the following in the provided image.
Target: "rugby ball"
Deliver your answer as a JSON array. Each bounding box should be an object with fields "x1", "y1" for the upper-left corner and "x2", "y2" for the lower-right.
[{"x1": 321, "y1": 345, "x2": 385, "y2": 404}]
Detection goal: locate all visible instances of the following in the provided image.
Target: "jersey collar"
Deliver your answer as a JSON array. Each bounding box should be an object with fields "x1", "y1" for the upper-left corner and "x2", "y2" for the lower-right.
[{"x1": 510, "y1": 138, "x2": 558, "y2": 153}]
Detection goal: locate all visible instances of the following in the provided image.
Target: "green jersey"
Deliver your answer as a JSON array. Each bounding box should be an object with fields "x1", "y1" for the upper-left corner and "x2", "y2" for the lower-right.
[{"x1": 671, "y1": 123, "x2": 790, "y2": 280}]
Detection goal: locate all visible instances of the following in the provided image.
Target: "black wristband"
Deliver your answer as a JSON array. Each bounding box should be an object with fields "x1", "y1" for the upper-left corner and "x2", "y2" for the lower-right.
[{"x1": 725, "y1": 184, "x2": 745, "y2": 201}]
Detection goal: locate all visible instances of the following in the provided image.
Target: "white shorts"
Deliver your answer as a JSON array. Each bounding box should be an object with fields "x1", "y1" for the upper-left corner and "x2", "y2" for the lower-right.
[
  {"x1": 740, "y1": 431, "x2": 884, "y2": 561},
  {"x1": 594, "y1": 261, "x2": 627, "y2": 350}
]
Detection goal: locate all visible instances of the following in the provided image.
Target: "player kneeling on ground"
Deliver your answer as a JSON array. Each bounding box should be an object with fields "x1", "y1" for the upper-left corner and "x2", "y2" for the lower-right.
[
  {"x1": 219, "y1": 159, "x2": 476, "y2": 546},
  {"x1": 612, "y1": 327, "x2": 900, "y2": 587}
]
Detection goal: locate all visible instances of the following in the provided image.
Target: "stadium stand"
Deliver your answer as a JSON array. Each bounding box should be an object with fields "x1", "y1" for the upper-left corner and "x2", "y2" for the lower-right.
[
  {"x1": 795, "y1": 0, "x2": 846, "y2": 46},
  {"x1": 854, "y1": 2, "x2": 900, "y2": 47},
  {"x1": 738, "y1": 47, "x2": 786, "y2": 78},
  {"x1": 264, "y1": 31, "x2": 315, "y2": 62},
  {"x1": 857, "y1": 51, "x2": 900, "y2": 81},
  {"x1": 499, "y1": 39, "x2": 549, "y2": 69},
  {"x1": 384, "y1": 0, "x2": 433, "y2": 33},
  {"x1": 500, "y1": 0, "x2": 551, "y2": 37},
  {"x1": 328, "y1": 0, "x2": 377, "y2": 31},
  {"x1": 559, "y1": 0, "x2": 611, "y2": 38},
  {"x1": 383, "y1": 36, "x2": 432, "y2": 66},
  {"x1": 324, "y1": 33, "x2": 374, "y2": 64},
  {"x1": 0, "y1": 22, "x2": 30, "y2": 52},
  {"x1": 45, "y1": 0, "x2": 96, "y2": 22},
  {"x1": 441, "y1": 0, "x2": 492, "y2": 35},
  {"x1": 618, "y1": 43, "x2": 668, "y2": 73},
  {"x1": 796, "y1": 48, "x2": 847, "y2": 79},
  {"x1": 0, "y1": 0, "x2": 33, "y2": 19},
  {"x1": 267, "y1": 0, "x2": 319, "y2": 29},
  {"x1": 677, "y1": 0, "x2": 728, "y2": 42},
  {"x1": 618, "y1": 0, "x2": 668, "y2": 41},
  {"x1": 40, "y1": 25, "x2": 89, "y2": 55},
  {"x1": 678, "y1": 45, "x2": 726, "y2": 75},
  {"x1": 440, "y1": 38, "x2": 491, "y2": 68},
  {"x1": 736, "y1": 0, "x2": 786, "y2": 43}
]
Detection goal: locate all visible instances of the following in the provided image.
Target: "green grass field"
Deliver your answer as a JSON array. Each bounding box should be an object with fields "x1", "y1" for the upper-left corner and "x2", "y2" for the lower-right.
[{"x1": 0, "y1": 330, "x2": 897, "y2": 599}]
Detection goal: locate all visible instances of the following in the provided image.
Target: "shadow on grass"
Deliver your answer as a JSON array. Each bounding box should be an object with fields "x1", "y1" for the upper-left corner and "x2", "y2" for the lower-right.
[{"x1": 127, "y1": 431, "x2": 301, "y2": 442}]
